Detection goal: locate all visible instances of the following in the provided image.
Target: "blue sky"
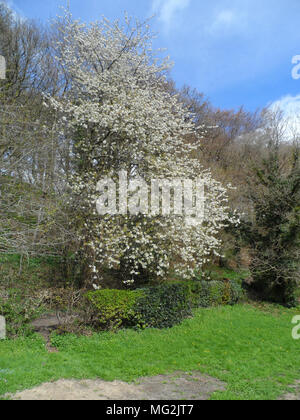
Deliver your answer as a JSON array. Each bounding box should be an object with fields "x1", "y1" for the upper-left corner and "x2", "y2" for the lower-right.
[{"x1": 3, "y1": 0, "x2": 300, "y2": 118}]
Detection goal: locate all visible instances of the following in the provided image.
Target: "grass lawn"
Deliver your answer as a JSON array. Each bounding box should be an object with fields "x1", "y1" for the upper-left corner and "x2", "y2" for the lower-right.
[{"x1": 1, "y1": 303, "x2": 300, "y2": 400}]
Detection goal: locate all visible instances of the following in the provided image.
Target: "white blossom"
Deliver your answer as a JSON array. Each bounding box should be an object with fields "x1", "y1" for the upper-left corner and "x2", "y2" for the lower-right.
[{"x1": 47, "y1": 11, "x2": 239, "y2": 284}]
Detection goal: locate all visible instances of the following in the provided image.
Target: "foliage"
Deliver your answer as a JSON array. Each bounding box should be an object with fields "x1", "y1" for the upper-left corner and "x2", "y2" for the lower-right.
[
  {"x1": 85, "y1": 279, "x2": 243, "y2": 332},
  {"x1": 0, "y1": 288, "x2": 44, "y2": 337},
  {"x1": 184, "y1": 279, "x2": 244, "y2": 308},
  {"x1": 0, "y1": 253, "x2": 63, "y2": 289},
  {"x1": 135, "y1": 283, "x2": 192, "y2": 329},
  {"x1": 243, "y1": 139, "x2": 300, "y2": 306},
  {"x1": 211, "y1": 267, "x2": 250, "y2": 284},
  {"x1": 86, "y1": 282, "x2": 192, "y2": 330},
  {"x1": 85, "y1": 289, "x2": 144, "y2": 331},
  {"x1": 0, "y1": 254, "x2": 71, "y2": 337},
  {"x1": 46, "y1": 11, "x2": 239, "y2": 288}
]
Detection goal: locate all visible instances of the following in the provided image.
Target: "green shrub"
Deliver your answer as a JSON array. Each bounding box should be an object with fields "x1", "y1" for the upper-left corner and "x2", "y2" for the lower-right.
[
  {"x1": 209, "y1": 281, "x2": 225, "y2": 305},
  {"x1": 85, "y1": 280, "x2": 243, "y2": 333},
  {"x1": 85, "y1": 289, "x2": 144, "y2": 331},
  {"x1": 184, "y1": 280, "x2": 209, "y2": 308},
  {"x1": 135, "y1": 282, "x2": 192, "y2": 329},
  {"x1": 86, "y1": 283, "x2": 192, "y2": 331},
  {"x1": 229, "y1": 280, "x2": 244, "y2": 305},
  {"x1": 184, "y1": 280, "x2": 244, "y2": 308}
]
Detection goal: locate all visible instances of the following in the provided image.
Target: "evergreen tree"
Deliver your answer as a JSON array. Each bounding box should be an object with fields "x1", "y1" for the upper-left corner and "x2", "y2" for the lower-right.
[{"x1": 246, "y1": 140, "x2": 300, "y2": 306}]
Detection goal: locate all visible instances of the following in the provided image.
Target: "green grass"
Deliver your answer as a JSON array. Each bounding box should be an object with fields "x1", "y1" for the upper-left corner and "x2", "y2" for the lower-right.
[
  {"x1": 0, "y1": 253, "x2": 62, "y2": 289},
  {"x1": 1, "y1": 303, "x2": 300, "y2": 400},
  {"x1": 0, "y1": 253, "x2": 60, "y2": 268},
  {"x1": 204, "y1": 266, "x2": 250, "y2": 284}
]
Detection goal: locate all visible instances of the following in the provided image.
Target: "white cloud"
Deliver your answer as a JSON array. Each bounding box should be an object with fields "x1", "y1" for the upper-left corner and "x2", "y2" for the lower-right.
[
  {"x1": 152, "y1": 0, "x2": 191, "y2": 31},
  {"x1": 208, "y1": 8, "x2": 247, "y2": 36},
  {"x1": 270, "y1": 94, "x2": 300, "y2": 139},
  {"x1": 214, "y1": 10, "x2": 236, "y2": 26},
  {"x1": 270, "y1": 94, "x2": 300, "y2": 122}
]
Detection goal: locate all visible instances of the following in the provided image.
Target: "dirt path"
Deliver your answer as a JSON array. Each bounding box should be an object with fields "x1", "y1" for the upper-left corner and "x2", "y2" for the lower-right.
[{"x1": 11, "y1": 372, "x2": 226, "y2": 400}]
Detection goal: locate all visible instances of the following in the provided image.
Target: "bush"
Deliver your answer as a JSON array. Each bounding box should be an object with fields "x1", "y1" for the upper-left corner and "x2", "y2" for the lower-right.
[
  {"x1": 85, "y1": 289, "x2": 144, "y2": 331},
  {"x1": 86, "y1": 282, "x2": 192, "y2": 331},
  {"x1": 135, "y1": 283, "x2": 192, "y2": 329},
  {"x1": 184, "y1": 280, "x2": 244, "y2": 308},
  {"x1": 229, "y1": 280, "x2": 244, "y2": 305},
  {"x1": 85, "y1": 280, "x2": 243, "y2": 333},
  {"x1": 0, "y1": 288, "x2": 45, "y2": 337}
]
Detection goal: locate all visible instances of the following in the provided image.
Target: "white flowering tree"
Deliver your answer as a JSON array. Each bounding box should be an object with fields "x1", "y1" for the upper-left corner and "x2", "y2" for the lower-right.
[{"x1": 46, "y1": 12, "x2": 238, "y2": 286}]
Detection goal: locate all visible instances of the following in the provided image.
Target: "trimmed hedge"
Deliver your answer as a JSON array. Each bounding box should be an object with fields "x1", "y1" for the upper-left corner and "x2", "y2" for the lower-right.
[
  {"x1": 86, "y1": 282, "x2": 191, "y2": 330},
  {"x1": 135, "y1": 283, "x2": 192, "y2": 329},
  {"x1": 85, "y1": 289, "x2": 144, "y2": 331},
  {"x1": 85, "y1": 280, "x2": 243, "y2": 331}
]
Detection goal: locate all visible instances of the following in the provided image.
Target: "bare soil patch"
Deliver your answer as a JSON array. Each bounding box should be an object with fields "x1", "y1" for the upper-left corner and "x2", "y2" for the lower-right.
[
  {"x1": 279, "y1": 380, "x2": 300, "y2": 400},
  {"x1": 11, "y1": 371, "x2": 226, "y2": 400}
]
